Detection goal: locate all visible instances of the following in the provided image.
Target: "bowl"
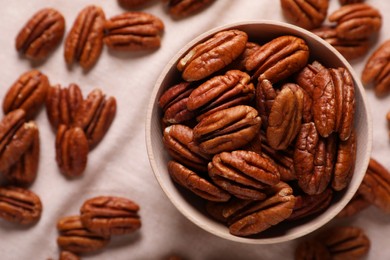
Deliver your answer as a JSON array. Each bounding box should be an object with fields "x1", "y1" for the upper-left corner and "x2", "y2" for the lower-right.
[{"x1": 145, "y1": 20, "x2": 372, "y2": 244}]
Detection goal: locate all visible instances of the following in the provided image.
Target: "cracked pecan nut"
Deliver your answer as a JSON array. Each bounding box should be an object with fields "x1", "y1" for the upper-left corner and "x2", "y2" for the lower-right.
[
  {"x1": 60, "y1": 251, "x2": 80, "y2": 260},
  {"x1": 15, "y1": 8, "x2": 65, "y2": 61},
  {"x1": 295, "y1": 239, "x2": 331, "y2": 260},
  {"x1": 361, "y1": 40, "x2": 390, "y2": 97},
  {"x1": 3, "y1": 70, "x2": 50, "y2": 120},
  {"x1": 245, "y1": 35, "x2": 309, "y2": 84},
  {"x1": 337, "y1": 193, "x2": 370, "y2": 218},
  {"x1": 73, "y1": 89, "x2": 117, "y2": 149},
  {"x1": 339, "y1": 0, "x2": 365, "y2": 5},
  {"x1": 0, "y1": 186, "x2": 42, "y2": 225},
  {"x1": 193, "y1": 105, "x2": 261, "y2": 154},
  {"x1": 64, "y1": 5, "x2": 105, "y2": 70},
  {"x1": 164, "y1": 0, "x2": 215, "y2": 19},
  {"x1": 280, "y1": 0, "x2": 329, "y2": 30},
  {"x1": 177, "y1": 29, "x2": 248, "y2": 82},
  {"x1": 46, "y1": 83, "x2": 83, "y2": 130},
  {"x1": 80, "y1": 196, "x2": 141, "y2": 236},
  {"x1": 118, "y1": 0, "x2": 153, "y2": 9},
  {"x1": 55, "y1": 125, "x2": 89, "y2": 178},
  {"x1": 57, "y1": 215, "x2": 110, "y2": 254},
  {"x1": 104, "y1": 12, "x2": 164, "y2": 51},
  {"x1": 168, "y1": 160, "x2": 231, "y2": 202},
  {"x1": 328, "y1": 3, "x2": 382, "y2": 40},
  {"x1": 266, "y1": 84, "x2": 304, "y2": 150},
  {"x1": 208, "y1": 150, "x2": 280, "y2": 200},
  {"x1": 187, "y1": 70, "x2": 255, "y2": 121}
]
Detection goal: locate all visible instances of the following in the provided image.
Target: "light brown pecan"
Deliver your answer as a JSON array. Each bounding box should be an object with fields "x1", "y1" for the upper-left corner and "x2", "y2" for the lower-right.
[
  {"x1": 280, "y1": 0, "x2": 329, "y2": 30},
  {"x1": 80, "y1": 196, "x2": 141, "y2": 236},
  {"x1": 339, "y1": 0, "x2": 365, "y2": 5},
  {"x1": 118, "y1": 0, "x2": 154, "y2": 9},
  {"x1": 60, "y1": 251, "x2": 80, "y2": 260},
  {"x1": 164, "y1": 0, "x2": 215, "y2": 19},
  {"x1": 15, "y1": 8, "x2": 65, "y2": 61},
  {"x1": 3, "y1": 70, "x2": 50, "y2": 120},
  {"x1": 64, "y1": 5, "x2": 105, "y2": 70},
  {"x1": 328, "y1": 3, "x2": 382, "y2": 40},
  {"x1": 245, "y1": 35, "x2": 309, "y2": 84},
  {"x1": 337, "y1": 193, "x2": 370, "y2": 218},
  {"x1": 57, "y1": 215, "x2": 110, "y2": 254},
  {"x1": 266, "y1": 84, "x2": 304, "y2": 150},
  {"x1": 55, "y1": 125, "x2": 89, "y2": 178},
  {"x1": 208, "y1": 150, "x2": 280, "y2": 200},
  {"x1": 73, "y1": 89, "x2": 117, "y2": 149},
  {"x1": 104, "y1": 12, "x2": 164, "y2": 51},
  {"x1": 193, "y1": 105, "x2": 261, "y2": 154},
  {"x1": 177, "y1": 29, "x2": 248, "y2": 82},
  {"x1": 0, "y1": 186, "x2": 42, "y2": 225},
  {"x1": 45, "y1": 83, "x2": 83, "y2": 130},
  {"x1": 187, "y1": 70, "x2": 255, "y2": 121},
  {"x1": 295, "y1": 60, "x2": 326, "y2": 96},
  {"x1": 359, "y1": 158, "x2": 390, "y2": 213},
  {"x1": 168, "y1": 161, "x2": 231, "y2": 202},
  {"x1": 361, "y1": 39, "x2": 390, "y2": 97},
  {"x1": 295, "y1": 239, "x2": 331, "y2": 260}
]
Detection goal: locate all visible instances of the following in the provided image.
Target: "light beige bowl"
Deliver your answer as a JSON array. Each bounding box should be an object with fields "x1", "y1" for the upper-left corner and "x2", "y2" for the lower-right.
[{"x1": 146, "y1": 21, "x2": 372, "y2": 244}]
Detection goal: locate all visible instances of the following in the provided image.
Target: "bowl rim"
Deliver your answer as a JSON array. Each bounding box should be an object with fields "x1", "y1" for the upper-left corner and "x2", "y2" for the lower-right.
[{"x1": 145, "y1": 20, "x2": 373, "y2": 244}]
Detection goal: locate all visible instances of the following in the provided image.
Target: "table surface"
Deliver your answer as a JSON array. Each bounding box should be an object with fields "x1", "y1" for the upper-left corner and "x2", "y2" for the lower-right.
[{"x1": 0, "y1": 0, "x2": 389, "y2": 259}]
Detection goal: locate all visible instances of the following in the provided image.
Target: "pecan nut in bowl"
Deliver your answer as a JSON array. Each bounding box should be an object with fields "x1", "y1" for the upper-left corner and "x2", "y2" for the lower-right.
[
  {"x1": 104, "y1": 12, "x2": 164, "y2": 51},
  {"x1": 15, "y1": 8, "x2": 65, "y2": 61},
  {"x1": 80, "y1": 196, "x2": 141, "y2": 237},
  {"x1": 255, "y1": 79, "x2": 276, "y2": 129},
  {"x1": 164, "y1": 0, "x2": 216, "y2": 19}
]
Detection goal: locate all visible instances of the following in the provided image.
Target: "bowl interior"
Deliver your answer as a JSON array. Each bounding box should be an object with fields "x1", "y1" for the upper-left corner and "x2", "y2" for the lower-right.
[{"x1": 146, "y1": 21, "x2": 372, "y2": 244}]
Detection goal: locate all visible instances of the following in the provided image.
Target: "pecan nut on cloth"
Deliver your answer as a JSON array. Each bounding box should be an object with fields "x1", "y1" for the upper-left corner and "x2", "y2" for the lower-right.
[
  {"x1": 163, "y1": 0, "x2": 216, "y2": 19},
  {"x1": 117, "y1": 0, "x2": 154, "y2": 9}
]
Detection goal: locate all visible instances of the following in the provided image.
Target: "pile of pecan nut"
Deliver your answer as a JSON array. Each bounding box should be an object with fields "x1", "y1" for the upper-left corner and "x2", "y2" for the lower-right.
[{"x1": 158, "y1": 28, "x2": 357, "y2": 237}]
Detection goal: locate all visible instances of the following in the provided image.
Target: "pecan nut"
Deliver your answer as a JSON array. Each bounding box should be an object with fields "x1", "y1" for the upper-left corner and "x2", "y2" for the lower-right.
[
  {"x1": 45, "y1": 83, "x2": 84, "y2": 130},
  {"x1": 177, "y1": 29, "x2": 248, "y2": 82},
  {"x1": 80, "y1": 196, "x2": 141, "y2": 236},
  {"x1": 164, "y1": 0, "x2": 215, "y2": 19},
  {"x1": 295, "y1": 60, "x2": 326, "y2": 96},
  {"x1": 193, "y1": 105, "x2": 261, "y2": 154},
  {"x1": 3, "y1": 70, "x2": 50, "y2": 120},
  {"x1": 55, "y1": 125, "x2": 89, "y2": 178},
  {"x1": 226, "y1": 42, "x2": 262, "y2": 71},
  {"x1": 57, "y1": 215, "x2": 110, "y2": 254},
  {"x1": 255, "y1": 79, "x2": 276, "y2": 130},
  {"x1": 64, "y1": 5, "x2": 106, "y2": 70},
  {"x1": 361, "y1": 39, "x2": 390, "y2": 97},
  {"x1": 295, "y1": 239, "x2": 331, "y2": 260},
  {"x1": 15, "y1": 8, "x2": 65, "y2": 61},
  {"x1": 60, "y1": 251, "x2": 80, "y2": 260},
  {"x1": 280, "y1": 0, "x2": 329, "y2": 30},
  {"x1": 339, "y1": 0, "x2": 365, "y2": 5},
  {"x1": 73, "y1": 88, "x2": 117, "y2": 149},
  {"x1": 245, "y1": 35, "x2": 309, "y2": 83},
  {"x1": 104, "y1": 12, "x2": 164, "y2": 51},
  {"x1": 118, "y1": 0, "x2": 153, "y2": 9},
  {"x1": 168, "y1": 161, "x2": 231, "y2": 202},
  {"x1": 0, "y1": 186, "x2": 42, "y2": 225},
  {"x1": 337, "y1": 193, "x2": 370, "y2": 218}
]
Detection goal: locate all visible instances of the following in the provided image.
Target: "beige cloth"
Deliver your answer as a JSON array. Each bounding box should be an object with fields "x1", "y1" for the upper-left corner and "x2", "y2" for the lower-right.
[{"x1": 0, "y1": 0, "x2": 389, "y2": 259}]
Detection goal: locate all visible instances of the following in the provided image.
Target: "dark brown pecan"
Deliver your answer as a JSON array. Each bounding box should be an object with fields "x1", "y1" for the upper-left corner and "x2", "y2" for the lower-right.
[
  {"x1": 164, "y1": 0, "x2": 215, "y2": 19},
  {"x1": 57, "y1": 215, "x2": 110, "y2": 254},
  {"x1": 55, "y1": 125, "x2": 89, "y2": 178},
  {"x1": 332, "y1": 130, "x2": 356, "y2": 191},
  {"x1": 362, "y1": 39, "x2": 390, "y2": 97},
  {"x1": 15, "y1": 8, "x2": 65, "y2": 61},
  {"x1": 266, "y1": 84, "x2": 304, "y2": 150},
  {"x1": 163, "y1": 124, "x2": 209, "y2": 172},
  {"x1": 187, "y1": 70, "x2": 255, "y2": 121},
  {"x1": 193, "y1": 105, "x2": 261, "y2": 154},
  {"x1": 228, "y1": 182, "x2": 295, "y2": 236},
  {"x1": 3, "y1": 70, "x2": 50, "y2": 120},
  {"x1": 3, "y1": 122, "x2": 39, "y2": 187},
  {"x1": 312, "y1": 26, "x2": 370, "y2": 60},
  {"x1": 0, "y1": 110, "x2": 38, "y2": 173},
  {"x1": 337, "y1": 193, "x2": 370, "y2": 218},
  {"x1": 64, "y1": 5, "x2": 105, "y2": 70},
  {"x1": 104, "y1": 12, "x2": 164, "y2": 51},
  {"x1": 328, "y1": 3, "x2": 382, "y2": 40},
  {"x1": 118, "y1": 0, "x2": 154, "y2": 9},
  {"x1": 73, "y1": 89, "x2": 117, "y2": 149},
  {"x1": 168, "y1": 161, "x2": 231, "y2": 202},
  {"x1": 255, "y1": 79, "x2": 276, "y2": 130},
  {"x1": 280, "y1": 0, "x2": 329, "y2": 30},
  {"x1": 0, "y1": 186, "x2": 42, "y2": 225},
  {"x1": 245, "y1": 35, "x2": 309, "y2": 84},
  {"x1": 359, "y1": 158, "x2": 390, "y2": 213},
  {"x1": 318, "y1": 226, "x2": 370, "y2": 260},
  {"x1": 208, "y1": 150, "x2": 280, "y2": 200},
  {"x1": 295, "y1": 239, "x2": 331, "y2": 260},
  {"x1": 60, "y1": 251, "x2": 80, "y2": 260},
  {"x1": 339, "y1": 0, "x2": 365, "y2": 5},
  {"x1": 80, "y1": 196, "x2": 141, "y2": 236},
  {"x1": 177, "y1": 29, "x2": 248, "y2": 82},
  {"x1": 288, "y1": 189, "x2": 332, "y2": 221},
  {"x1": 159, "y1": 82, "x2": 196, "y2": 125},
  {"x1": 294, "y1": 123, "x2": 336, "y2": 195}
]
